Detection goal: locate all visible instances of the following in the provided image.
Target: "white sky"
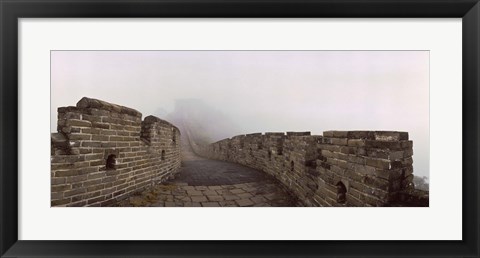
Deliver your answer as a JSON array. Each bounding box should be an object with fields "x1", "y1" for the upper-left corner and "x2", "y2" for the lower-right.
[{"x1": 51, "y1": 51, "x2": 429, "y2": 178}]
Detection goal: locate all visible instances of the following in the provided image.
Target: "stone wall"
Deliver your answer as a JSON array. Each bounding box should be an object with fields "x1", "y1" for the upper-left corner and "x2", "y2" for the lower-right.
[
  {"x1": 51, "y1": 97, "x2": 181, "y2": 207},
  {"x1": 194, "y1": 131, "x2": 421, "y2": 207}
]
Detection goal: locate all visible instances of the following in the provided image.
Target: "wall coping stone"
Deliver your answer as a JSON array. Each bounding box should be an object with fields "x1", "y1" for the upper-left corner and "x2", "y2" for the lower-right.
[
  {"x1": 143, "y1": 115, "x2": 180, "y2": 133},
  {"x1": 76, "y1": 97, "x2": 142, "y2": 118}
]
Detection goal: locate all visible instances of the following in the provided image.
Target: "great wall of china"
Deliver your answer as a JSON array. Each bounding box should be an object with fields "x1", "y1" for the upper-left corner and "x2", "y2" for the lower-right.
[
  {"x1": 51, "y1": 97, "x2": 181, "y2": 207},
  {"x1": 191, "y1": 131, "x2": 427, "y2": 207},
  {"x1": 51, "y1": 97, "x2": 428, "y2": 207}
]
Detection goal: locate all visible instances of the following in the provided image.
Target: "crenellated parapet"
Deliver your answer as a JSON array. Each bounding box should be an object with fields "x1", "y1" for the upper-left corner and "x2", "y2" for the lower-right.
[
  {"x1": 51, "y1": 97, "x2": 181, "y2": 207},
  {"x1": 194, "y1": 130, "x2": 426, "y2": 207}
]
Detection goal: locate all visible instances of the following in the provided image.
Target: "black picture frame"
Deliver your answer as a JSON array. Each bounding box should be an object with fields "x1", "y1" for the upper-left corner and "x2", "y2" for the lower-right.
[{"x1": 1, "y1": 0, "x2": 479, "y2": 257}]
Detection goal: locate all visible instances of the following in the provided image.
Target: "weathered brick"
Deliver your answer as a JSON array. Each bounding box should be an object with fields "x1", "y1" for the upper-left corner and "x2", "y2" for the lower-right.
[
  {"x1": 82, "y1": 128, "x2": 101, "y2": 134},
  {"x1": 60, "y1": 111, "x2": 81, "y2": 120},
  {"x1": 55, "y1": 169, "x2": 81, "y2": 177},
  {"x1": 51, "y1": 198, "x2": 71, "y2": 206},
  {"x1": 51, "y1": 177, "x2": 66, "y2": 185},
  {"x1": 117, "y1": 131, "x2": 130, "y2": 136},
  {"x1": 82, "y1": 114, "x2": 102, "y2": 123},
  {"x1": 365, "y1": 157, "x2": 391, "y2": 169},
  {"x1": 339, "y1": 146, "x2": 357, "y2": 155},
  {"x1": 109, "y1": 123, "x2": 124, "y2": 130},
  {"x1": 66, "y1": 119, "x2": 92, "y2": 128},
  {"x1": 89, "y1": 160, "x2": 105, "y2": 166},
  {"x1": 69, "y1": 134, "x2": 92, "y2": 141},
  {"x1": 92, "y1": 122, "x2": 110, "y2": 129},
  {"x1": 66, "y1": 174, "x2": 88, "y2": 183},
  {"x1": 64, "y1": 188, "x2": 86, "y2": 197},
  {"x1": 101, "y1": 187, "x2": 116, "y2": 195},
  {"x1": 324, "y1": 131, "x2": 348, "y2": 138},
  {"x1": 320, "y1": 150, "x2": 334, "y2": 158},
  {"x1": 338, "y1": 168, "x2": 356, "y2": 182},
  {"x1": 101, "y1": 130, "x2": 117, "y2": 136},
  {"x1": 347, "y1": 155, "x2": 365, "y2": 165},
  {"x1": 87, "y1": 184, "x2": 105, "y2": 192},
  {"x1": 85, "y1": 153, "x2": 104, "y2": 161},
  {"x1": 78, "y1": 148, "x2": 93, "y2": 154},
  {"x1": 87, "y1": 196, "x2": 105, "y2": 204},
  {"x1": 345, "y1": 193, "x2": 364, "y2": 206},
  {"x1": 362, "y1": 176, "x2": 390, "y2": 191},
  {"x1": 81, "y1": 141, "x2": 102, "y2": 148},
  {"x1": 125, "y1": 126, "x2": 139, "y2": 132},
  {"x1": 110, "y1": 136, "x2": 124, "y2": 141},
  {"x1": 51, "y1": 163, "x2": 75, "y2": 170},
  {"x1": 102, "y1": 176, "x2": 117, "y2": 183},
  {"x1": 328, "y1": 137, "x2": 347, "y2": 146},
  {"x1": 401, "y1": 141, "x2": 413, "y2": 148},
  {"x1": 67, "y1": 201, "x2": 87, "y2": 207},
  {"x1": 317, "y1": 144, "x2": 341, "y2": 153},
  {"x1": 388, "y1": 151, "x2": 404, "y2": 161},
  {"x1": 78, "y1": 167, "x2": 99, "y2": 174},
  {"x1": 362, "y1": 194, "x2": 385, "y2": 206},
  {"x1": 365, "y1": 140, "x2": 402, "y2": 150},
  {"x1": 51, "y1": 192, "x2": 64, "y2": 200},
  {"x1": 101, "y1": 142, "x2": 116, "y2": 148},
  {"x1": 373, "y1": 168, "x2": 403, "y2": 181},
  {"x1": 51, "y1": 155, "x2": 85, "y2": 164},
  {"x1": 323, "y1": 131, "x2": 334, "y2": 137},
  {"x1": 52, "y1": 184, "x2": 72, "y2": 192},
  {"x1": 92, "y1": 135, "x2": 110, "y2": 141},
  {"x1": 86, "y1": 108, "x2": 110, "y2": 117},
  {"x1": 403, "y1": 148, "x2": 414, "y2": 157},
  {"x1": 60, "y1": 126, "x2": 72, "y2": 134},
  {"x1": 353, "y1": 164, "x2": 376, "y2": 176},
  {"x1": 83, "y1": 179, "x2": 102, "y2": 187}
]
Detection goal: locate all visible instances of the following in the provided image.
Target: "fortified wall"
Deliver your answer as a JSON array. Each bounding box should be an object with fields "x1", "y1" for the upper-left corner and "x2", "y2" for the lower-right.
[
  {"x1": 194, "y1": 131, "x2": 425, "y2": 207},
  {"x1": 51, "y1": 97, "x2": 181, "y2": 207}
]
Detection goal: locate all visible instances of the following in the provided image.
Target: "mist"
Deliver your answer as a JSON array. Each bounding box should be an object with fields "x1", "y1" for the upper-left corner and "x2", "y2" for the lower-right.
[{"x1": 51, "y1": 51, "x2": 429, "y2": 179}]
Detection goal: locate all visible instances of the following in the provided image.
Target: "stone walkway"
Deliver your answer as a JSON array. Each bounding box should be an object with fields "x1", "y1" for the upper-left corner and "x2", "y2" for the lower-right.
[{"x1": 114, "y1": 147, "x2": 298, "y2": 207}]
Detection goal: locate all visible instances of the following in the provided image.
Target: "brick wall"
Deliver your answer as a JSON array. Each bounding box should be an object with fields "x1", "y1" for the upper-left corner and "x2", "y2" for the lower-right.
[
  {"x1": 194, "y1": 131, "x2": 420, "y2": 207},
  {"x1": 51, "y1": 97, "x2": 181, "y2": 207}
]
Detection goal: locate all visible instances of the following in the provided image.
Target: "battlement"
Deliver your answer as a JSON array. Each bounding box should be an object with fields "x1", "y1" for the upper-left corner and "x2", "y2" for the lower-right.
[
  {"x1": 76, "y1": 97, "x2": 142, "y2": 117},
  {"x1": 51, "y1": 97, "x2": 181, "y2": 207},
  {"x1": 194, "y1": 130, "x2": 423, "y2": 207}
]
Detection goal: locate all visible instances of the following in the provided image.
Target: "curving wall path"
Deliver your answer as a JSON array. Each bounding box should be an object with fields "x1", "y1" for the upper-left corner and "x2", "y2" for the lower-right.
[{"x1": 193, "y1": 131, "x2": 428, "y2": 207}]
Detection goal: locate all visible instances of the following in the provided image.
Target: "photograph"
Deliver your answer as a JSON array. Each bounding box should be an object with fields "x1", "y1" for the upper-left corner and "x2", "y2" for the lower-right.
[
  {"x1": 50, "y1": 50, "x2": 430, "y2": 207},
  {"x1": 2, "y1": 0, "x2": 478, "y2": 256}
]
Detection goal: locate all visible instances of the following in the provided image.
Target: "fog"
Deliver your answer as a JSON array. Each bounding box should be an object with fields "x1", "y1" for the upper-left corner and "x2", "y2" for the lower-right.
[
  {"x1": 51, "y1": 51, "x2": 429, "y2": 179},
  {"x1": 165, "y1": 99, "x2": 243, "y2": 145}
]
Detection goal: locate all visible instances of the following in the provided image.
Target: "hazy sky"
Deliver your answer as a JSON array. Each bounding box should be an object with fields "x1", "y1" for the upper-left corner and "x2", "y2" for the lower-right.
[{"x1": 51, "y1": 51, "x2": 429, "y2": 178}]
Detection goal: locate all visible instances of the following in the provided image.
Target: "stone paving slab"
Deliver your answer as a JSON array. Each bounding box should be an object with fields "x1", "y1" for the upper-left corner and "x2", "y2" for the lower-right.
[
  {"x1": 169, "y1": 156, "x2": 277, "y2": 186},
  {"x1": 236, "y1": 198, "x2": 255, "y2": 207},
  {"x1": 202, "y1": 202, "x2": 220, "y2": 207},
  {"x1": 207, "y1": 195, "x2": 224, "y2": 202},
  {"x1": 116, "y1": 180, "x2": 298, "y2": 207},
  {"x1": 112, "y1": 149, "x2": 299, "y2": 207}
]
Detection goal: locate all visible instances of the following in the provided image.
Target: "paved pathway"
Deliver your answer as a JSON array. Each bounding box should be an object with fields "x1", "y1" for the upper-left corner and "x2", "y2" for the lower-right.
[{"x1": 115, "y1": 145, "x2": 298, "y2": 207}]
